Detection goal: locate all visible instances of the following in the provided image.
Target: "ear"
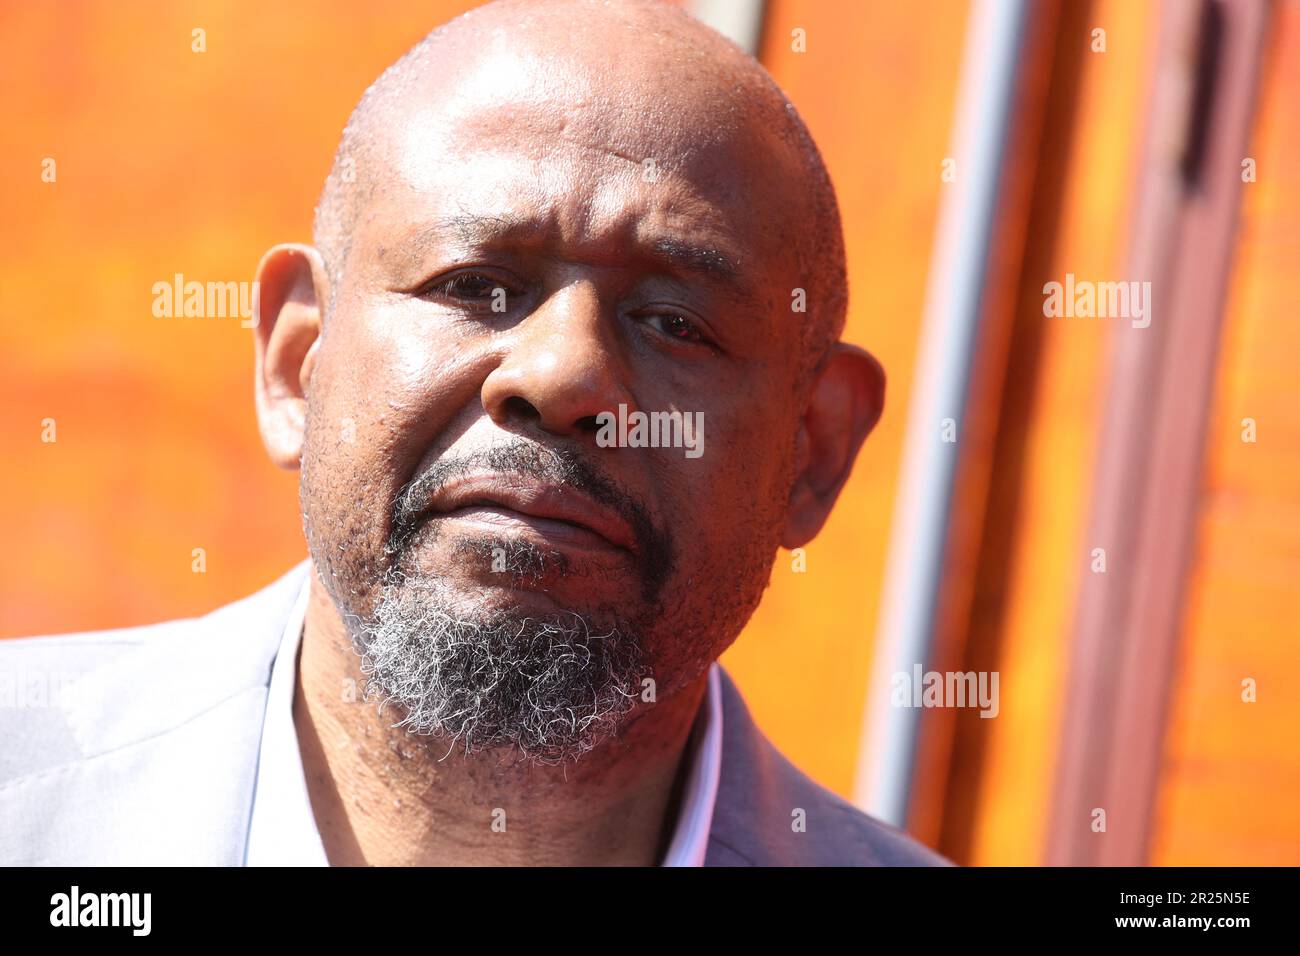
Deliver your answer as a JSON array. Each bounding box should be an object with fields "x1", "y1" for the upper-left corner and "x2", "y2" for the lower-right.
[
  {"x1": 252, "y1": 243, "x2": 330, "y2": 469},
  {"x1": 781, "y1": 342, "x2": 886, "y2": 548}
]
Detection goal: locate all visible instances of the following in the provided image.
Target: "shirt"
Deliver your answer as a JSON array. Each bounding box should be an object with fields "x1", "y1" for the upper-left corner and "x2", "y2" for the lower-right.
[{"x1": 244, "y1": 573, "x2": 723, "y2": 865}]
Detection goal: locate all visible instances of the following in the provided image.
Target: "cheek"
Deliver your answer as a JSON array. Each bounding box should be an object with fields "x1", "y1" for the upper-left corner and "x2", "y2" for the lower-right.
[
  {"x1": 639, "y1": 417, "x2": 794, "y2": 684},
  {"x1": 299, "y1": 313, "x2": 476, "y2": 601},
  {"x1": 312, "y1": 302, "x2": 479, "y2": 463},
  {"x1": 298, "y1": 387, "x2": 393, "y2": 610},
  {"x1": 662, "y1": 405, "x2": 796, "y2": 567}
]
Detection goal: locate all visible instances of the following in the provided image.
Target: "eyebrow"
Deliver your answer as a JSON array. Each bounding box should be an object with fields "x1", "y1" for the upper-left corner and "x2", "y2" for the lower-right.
[
  {"x1": 403, "y1": 213, "x2": 748, "y2": 296},
  {"x1": 436, "y1": 212, "x2": 534, "y2": 246},
  {"x1": 648, "y1": 236, "x2": 743, "y2": 292}
]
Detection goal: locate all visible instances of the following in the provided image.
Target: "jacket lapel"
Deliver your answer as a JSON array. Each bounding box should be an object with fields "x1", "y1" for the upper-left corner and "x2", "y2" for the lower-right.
[{"x1": 1, "y1": 562, "x2": 309, "y2": 865}]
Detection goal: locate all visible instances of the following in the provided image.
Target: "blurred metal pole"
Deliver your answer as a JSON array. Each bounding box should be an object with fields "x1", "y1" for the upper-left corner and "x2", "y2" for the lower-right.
[
  {"x1": 853, "y1": 0, "x2": 1030, "y2": 827},
  {"x1": 687, "y1": 0, "x2": 766, "y2": 55}
]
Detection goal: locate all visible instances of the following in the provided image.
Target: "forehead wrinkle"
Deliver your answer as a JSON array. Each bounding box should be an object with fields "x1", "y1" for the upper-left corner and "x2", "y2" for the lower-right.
[
  {"x1": 387, "y1": 204, "x2": 749, "y2": 300},
  {"x1": 379, "y1": 157, "x2": 740, "y2": 267}
]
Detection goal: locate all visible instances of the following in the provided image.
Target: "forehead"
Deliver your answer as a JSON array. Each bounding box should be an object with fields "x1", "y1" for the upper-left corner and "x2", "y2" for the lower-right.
[{"x1": 349, "y1": 45, "x2": 798, "y2": 278}]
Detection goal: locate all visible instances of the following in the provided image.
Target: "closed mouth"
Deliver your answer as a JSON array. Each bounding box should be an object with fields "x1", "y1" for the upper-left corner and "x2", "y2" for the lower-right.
[{"x1": 425, "y1": 474, "x2": 638, "y2": 555}]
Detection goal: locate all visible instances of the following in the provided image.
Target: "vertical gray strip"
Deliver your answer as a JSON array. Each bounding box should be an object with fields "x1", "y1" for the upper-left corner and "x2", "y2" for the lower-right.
[
  {"x1": 853, "y1": 0, "x2": 1030, "y2": 827},
  {"x1": 686, "y1": 0, "x2": 767, "y2": 55}
]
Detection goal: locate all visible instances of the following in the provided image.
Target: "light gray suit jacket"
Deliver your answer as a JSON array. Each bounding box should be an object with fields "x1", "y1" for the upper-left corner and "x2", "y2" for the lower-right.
[{"x1": 0, "y1": 561, "x2": 950, "y2": 866}]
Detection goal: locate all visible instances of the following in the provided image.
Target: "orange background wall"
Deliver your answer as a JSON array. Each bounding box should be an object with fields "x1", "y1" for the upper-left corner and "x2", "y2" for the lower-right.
[
  {"x1": 6, "y1": 0, "x2": 1296, "y2": 866},
  {"x1": 1151, "y1": 0, "x2": 1300, "y2": 865},
  {"x1": 931, "y1": 0, "x2": 1300, "y2": 865}
]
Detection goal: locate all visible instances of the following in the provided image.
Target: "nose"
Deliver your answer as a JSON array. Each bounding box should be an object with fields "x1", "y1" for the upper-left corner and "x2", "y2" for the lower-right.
[{"x1": 481, "y1": 280, "x2": 637, "y2": 437}]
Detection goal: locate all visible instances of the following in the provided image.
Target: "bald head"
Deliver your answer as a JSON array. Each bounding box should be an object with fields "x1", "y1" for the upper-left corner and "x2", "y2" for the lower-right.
[{"x1": 312, "y1": 0, "x2": 847, "y2": 382}]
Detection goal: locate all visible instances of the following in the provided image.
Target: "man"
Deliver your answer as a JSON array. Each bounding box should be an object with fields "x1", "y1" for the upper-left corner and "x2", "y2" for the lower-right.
[{"x1": 1, "y1": 0, "x2": 948, "y2": 866}]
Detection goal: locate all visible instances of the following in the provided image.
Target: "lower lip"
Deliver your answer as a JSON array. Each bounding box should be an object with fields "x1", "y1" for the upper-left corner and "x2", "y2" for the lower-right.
[{"x1": 433, "y1": 506, "x2": 629, "y2": 554}]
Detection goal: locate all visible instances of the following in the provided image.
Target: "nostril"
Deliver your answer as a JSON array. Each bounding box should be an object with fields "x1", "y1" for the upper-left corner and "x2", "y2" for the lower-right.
[
  {"x1": 575, "y1": 414, "x2": 603, "y2": 434},
  {"x1": 502, "y1": 395, "x2": 540, "y2": 423}
]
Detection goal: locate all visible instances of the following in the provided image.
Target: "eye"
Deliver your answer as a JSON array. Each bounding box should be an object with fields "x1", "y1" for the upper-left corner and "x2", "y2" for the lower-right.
[
  {"x1": 643, "y1": 311, "x2": 707, "y2": 345},
  {"x1": 420, "y1": 271, "x2": 516, "y2": 311}
]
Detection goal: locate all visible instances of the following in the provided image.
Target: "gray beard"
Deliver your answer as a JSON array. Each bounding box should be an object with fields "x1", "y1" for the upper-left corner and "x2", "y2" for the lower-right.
[{"x1": 351, "y1": 564, "x2": 647, "y2": 766}]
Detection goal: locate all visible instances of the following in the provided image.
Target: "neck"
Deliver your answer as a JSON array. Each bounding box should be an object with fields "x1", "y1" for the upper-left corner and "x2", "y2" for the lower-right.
[{"x1": 293, "y1": 569, "x2": 709, "y2": 866}]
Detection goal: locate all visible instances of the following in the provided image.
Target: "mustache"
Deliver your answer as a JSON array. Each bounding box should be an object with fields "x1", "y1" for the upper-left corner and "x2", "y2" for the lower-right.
[{"x1": 386, "y1": 442, "x2": 675, "y2": 597}]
